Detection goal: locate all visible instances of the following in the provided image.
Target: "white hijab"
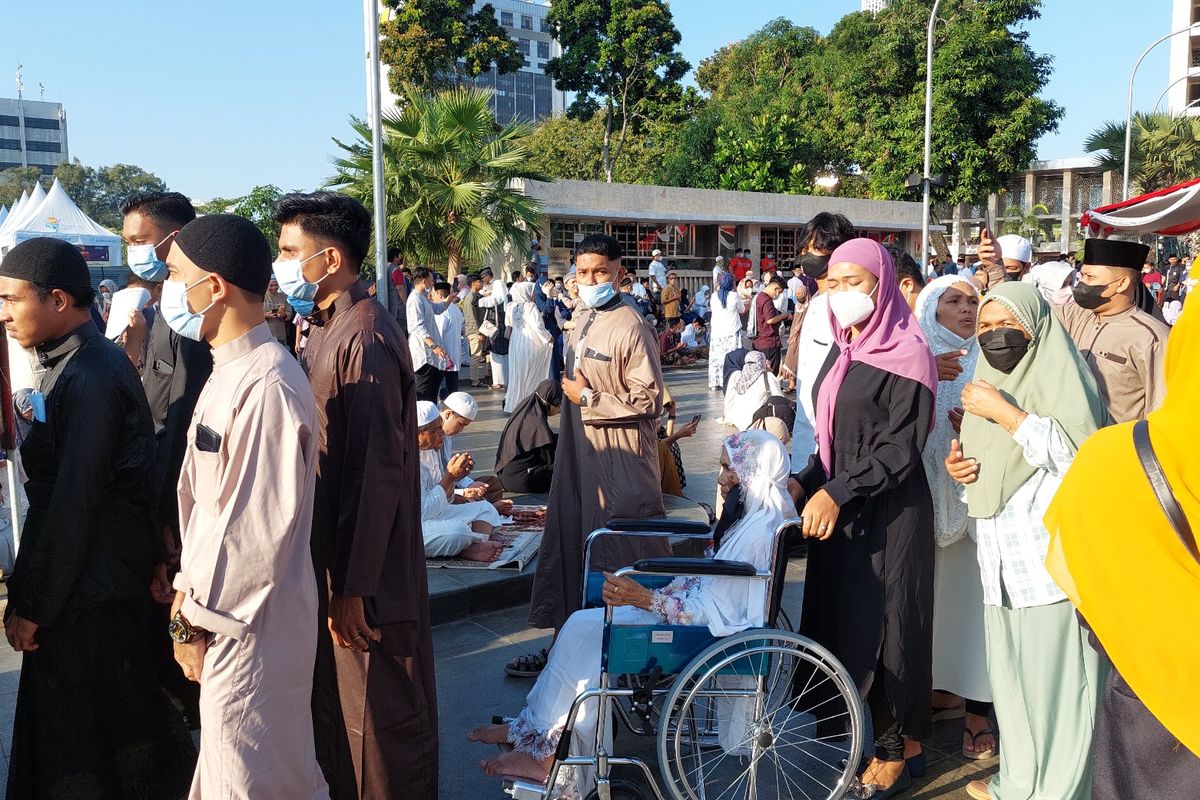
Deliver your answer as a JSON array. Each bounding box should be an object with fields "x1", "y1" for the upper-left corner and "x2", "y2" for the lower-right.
[
  {"x1": 914, "y1": 275, "x2": 979, "y2": 547},
  {"x1": 691, "y1": 430, "x2": 791, "y2": 636}
]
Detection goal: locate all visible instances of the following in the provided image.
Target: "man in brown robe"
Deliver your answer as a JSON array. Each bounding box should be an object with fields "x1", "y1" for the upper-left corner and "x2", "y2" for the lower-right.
[
  {"x1": 528, "y1": 233, "x2": 667, "y2": 633},
  {"x1": 273, "y1": 192, "x2": 438, "y2": 798}
]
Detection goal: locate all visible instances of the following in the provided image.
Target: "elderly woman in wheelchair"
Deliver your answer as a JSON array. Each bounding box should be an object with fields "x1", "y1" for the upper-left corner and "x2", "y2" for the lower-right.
[{"x1": 468, "y1": 431, "x2": 862, "y2": 800}]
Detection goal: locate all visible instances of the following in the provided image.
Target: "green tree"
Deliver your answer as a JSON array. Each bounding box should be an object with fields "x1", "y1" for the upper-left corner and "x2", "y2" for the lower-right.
[
  {"x1": 1086, "y1": 113, "x2": 1200, "y2": 195},
  {"x1": 52, "y1": 160, "x2": 168, "y2": 230},
  {"x1": 0, "y1": 167, "x2": 50, "y2": 209},
  {"x1": 546, "y1": 0, "x2": 690, "y2": 182},
  {"x1": 524, "y1": 113, "x2": 677, "y2": 185},
  {"x1": 229, "y1": 185, "x2": 286, "y2": 254},
  {"x1": 712, "y1": 113, "x2": 821, "y2": 194},
  {"x1": 329, "y1": 85, "x2": 547, "y2": 280},
  {"x1": 1000, "y1": 201, "x2": 1052, "y2": 245},
  {"x1": 379, "y1": 0, "x2": 522, "y2": 99},
  {"x1": 196, "y1": 197, "x2": 236, "y2": 216}
]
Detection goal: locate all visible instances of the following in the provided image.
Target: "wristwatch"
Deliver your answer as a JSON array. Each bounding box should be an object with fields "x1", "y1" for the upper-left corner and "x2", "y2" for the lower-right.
[{"x1": 168, "y1": 610, "x2": 202, "y2": 644}]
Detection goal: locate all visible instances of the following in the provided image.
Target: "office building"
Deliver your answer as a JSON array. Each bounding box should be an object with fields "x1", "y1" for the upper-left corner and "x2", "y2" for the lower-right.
[
  {"x1": 0, "y1": 97, "x2": 68, "y2": 174},
  {"x1": 374, "y1": 1, "x2": 565, "y2": 125},
  {"x1": 1168, "y1": 0, "x2": 1200, "y2": 115},
  {"x1": 861, "y1": 0, "x2": 890, "y2": 13}
]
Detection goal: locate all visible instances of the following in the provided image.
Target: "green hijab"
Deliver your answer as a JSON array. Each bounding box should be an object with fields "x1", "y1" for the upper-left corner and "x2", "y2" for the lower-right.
[{"x1": 962, "y1": 282, "x2": 1108, "y2": 518}]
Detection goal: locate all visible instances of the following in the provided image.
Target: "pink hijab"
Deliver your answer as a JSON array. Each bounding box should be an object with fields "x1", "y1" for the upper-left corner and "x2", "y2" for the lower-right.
[{"x1": 815, "y1": 239, "x2": 937, "y2": 476}]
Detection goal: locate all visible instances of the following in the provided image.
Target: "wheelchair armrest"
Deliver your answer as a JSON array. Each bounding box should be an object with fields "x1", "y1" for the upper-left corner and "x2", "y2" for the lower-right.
[
  {"x1": 606, "y1": 518, "x2": 712, "y2": 536},
  {"x1": 631, "y1": 557, "x2": 758, "y2": 577}
]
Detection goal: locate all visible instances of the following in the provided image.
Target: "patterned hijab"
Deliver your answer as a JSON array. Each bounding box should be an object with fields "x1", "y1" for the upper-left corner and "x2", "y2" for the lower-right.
[
  {"x1": 961, "y1": 282, "x2": 1107, "y2": 518},
  {"x1": 732, "y1": 351, "x2": 769, "y2": 395}
]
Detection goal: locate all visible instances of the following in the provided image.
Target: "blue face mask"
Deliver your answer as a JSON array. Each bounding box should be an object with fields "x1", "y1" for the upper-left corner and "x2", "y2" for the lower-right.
[
  {"x1": 161, "y1": 278, "x2": 215, "y2": 341},
  {"x1": 126, "y1": 232, "x2": 176, "y2": 282},
  {"x1": 577, "y1": 280, "x2": 617, "y2": 309},
  {"x1": 273, "y1": 249, "x2": 330, "y2": 318}
]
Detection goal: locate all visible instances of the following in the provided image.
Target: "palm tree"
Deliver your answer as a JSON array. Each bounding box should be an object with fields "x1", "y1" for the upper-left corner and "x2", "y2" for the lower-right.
[
  {"x1": 1000, "y1": 202, "x2": 1052, "y2": 246},
  {"x1": 329, "y1": 85, "x2": 549, "y2": 280},
  {"x1": 1085, "y1": 112, "x2": 1200, "y2": 195}
]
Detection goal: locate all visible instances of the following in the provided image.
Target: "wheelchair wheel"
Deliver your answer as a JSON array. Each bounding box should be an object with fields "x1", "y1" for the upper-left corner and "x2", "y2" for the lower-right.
[
  {"x1": 584, "y1": 779, "x2": 648, "y2": 800},
  {"x1": 656, "y1": 630, "x2": 864, "y2": 800}
]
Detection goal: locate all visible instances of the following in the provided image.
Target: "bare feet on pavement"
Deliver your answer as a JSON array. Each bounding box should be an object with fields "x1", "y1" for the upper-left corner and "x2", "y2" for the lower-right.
[
  {"x1": 480, "y1": 751, "x2": 553, "y2": 782},
  {"x1": 467, "y1": 722, "x2": 510, "y2": 745}
]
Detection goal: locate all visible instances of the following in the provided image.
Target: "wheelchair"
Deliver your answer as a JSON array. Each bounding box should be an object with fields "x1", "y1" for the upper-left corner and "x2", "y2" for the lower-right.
[{"x1": 503, "y1": 517, "x2": 866, "y2": 800}]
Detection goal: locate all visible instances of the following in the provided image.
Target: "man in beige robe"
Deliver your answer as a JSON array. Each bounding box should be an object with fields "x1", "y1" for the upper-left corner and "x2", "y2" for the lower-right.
[
  {"x1": 166, "y1": 214, "x2": 329, "y2": 799},
  {"x1": 528, "y1": 233, "x2": 667, "y2": 634}
]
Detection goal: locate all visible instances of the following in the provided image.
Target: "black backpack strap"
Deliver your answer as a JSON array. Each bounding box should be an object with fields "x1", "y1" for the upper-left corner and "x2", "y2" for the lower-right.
[{"x1": 1133, "y1": 420, "x2": 1199, "y2": 564}]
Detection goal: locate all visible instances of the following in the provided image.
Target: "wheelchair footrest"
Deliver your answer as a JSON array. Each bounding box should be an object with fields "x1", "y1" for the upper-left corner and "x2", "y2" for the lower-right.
[{"x1": 503, "y1": 777, "x2": 548, "y2": 800}]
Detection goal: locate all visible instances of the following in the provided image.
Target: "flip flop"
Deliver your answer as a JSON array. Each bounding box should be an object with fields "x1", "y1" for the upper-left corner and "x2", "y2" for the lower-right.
[
  {"x1": 505, "y1": 648, "x2": 549, "y2": 678},
  {"x1": 963, "y1": 726, "x2": 998, "y2": 760}
]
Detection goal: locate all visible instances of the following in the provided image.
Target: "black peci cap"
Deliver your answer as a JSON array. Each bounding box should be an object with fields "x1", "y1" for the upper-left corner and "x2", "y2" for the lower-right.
[
  {"x1": 174, "y1": 214, "x2": 273, "y2": 295},
  {"x1": 0, "y1": 237, "x2": 91, "y2": 290}
]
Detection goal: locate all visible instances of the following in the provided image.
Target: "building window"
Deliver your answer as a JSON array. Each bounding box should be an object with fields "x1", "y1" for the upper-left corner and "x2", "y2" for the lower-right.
[
  {"x1": 22, "y1": 117, "x2": 60, "y2": 131},
  {"x1": 1000, "y1": 180, "x2": 1026, "y2": 217},
  {"x1": 537, "y1": 40, "x2": 550, "y2": 59},
  {"x1": 518, "y1": 38, "x2": 530, "y2": 55},
  {"x1": 540, "y1": 17, "x2": 551, "y2": 33},
  {"x1": 1072, "y1": 172, "x2": 1105, "y2": 213},
  {"x1": 25, "y1": 140, "x2": 61, "y2": 153},
  {"x1": 500, "y1": 10, "x2": 513, "y2": 26},
  {"x1": 0, "y1": 115, "x2": 18, "y2": 127},
  {"x1": 550, "y1": 220, "x2": 604, "y2": 250},
  {"x1": 0, "y1": 138, "x2": 20, "y2": 151},
  {"x1": 1035, "y1": 175, "x2": 1063, "y2": 216},
  {"x1": 521, "y1": 14, "x2": 533, "y2": 30}
]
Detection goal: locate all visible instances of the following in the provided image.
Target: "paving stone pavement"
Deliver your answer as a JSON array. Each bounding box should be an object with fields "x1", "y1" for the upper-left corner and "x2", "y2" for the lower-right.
[{"x1": 0, "y1": 364, "x2": 998, "y2": 798}]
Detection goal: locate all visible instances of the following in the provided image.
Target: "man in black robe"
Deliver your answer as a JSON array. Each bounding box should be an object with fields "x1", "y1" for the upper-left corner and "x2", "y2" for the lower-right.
[
  {"x1": 273, "y1": 192, "x2": 439, "y2": 798},
  {"x1": 120, "y1": 190, "x2": 206, "y2": 726},
  {"x1": 0, "y1": 237, "x2": 194, "y2": 798}
]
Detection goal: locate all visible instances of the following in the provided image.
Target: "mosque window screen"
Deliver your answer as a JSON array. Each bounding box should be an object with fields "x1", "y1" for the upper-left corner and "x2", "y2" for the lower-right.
[
  {"x1": 1072, "y1": 173, "x2": 1105, "y2": 214},
  {"x1": 1035, "y1": 176, "x2": 1064, "y2": 216}
]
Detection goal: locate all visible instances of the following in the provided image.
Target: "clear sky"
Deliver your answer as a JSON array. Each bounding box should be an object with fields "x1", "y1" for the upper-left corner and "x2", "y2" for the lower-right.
[{"x1": 3, "y1": 0, "x2": 1171, "y2": 201}]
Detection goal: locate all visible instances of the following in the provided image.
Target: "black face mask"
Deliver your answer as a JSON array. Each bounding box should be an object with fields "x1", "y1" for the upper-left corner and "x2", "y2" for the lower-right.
[
  {"x1": 978, "y1": 327, "x2": 1030, "y2": 374},
  {"x1": 1072, "y1": 279, "x2": 1117, "y2": 310},
  {"x1": 799, "y1": 252, "x2": 830, "y2": 279}
]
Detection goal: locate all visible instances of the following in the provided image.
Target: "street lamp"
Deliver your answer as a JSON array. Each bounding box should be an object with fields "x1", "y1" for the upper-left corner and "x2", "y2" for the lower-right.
[
  {"x1": 920, "y1": 0, "x2": 943, "y2": 269},
  {"x1": 1124, "y1": 23, "x2": 1200, "y2": 200},
  {"x1": 363, "y1": 0, "x2": 389, "y2": 308},
  {"x1": 1153, "y1": 73, "x2": 1194, "y2": 112}
]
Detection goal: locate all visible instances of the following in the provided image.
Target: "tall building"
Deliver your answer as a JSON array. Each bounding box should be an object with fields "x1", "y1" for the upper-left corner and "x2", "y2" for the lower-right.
[
  {"x1": 1167, "y1": 0, "x2": 1200, "y2": 115},
  {"x1": 374, "y1": 1, "x2": 565, "y2": 125},
  {"x1": 471, "y1": 0, "x2": 565, "y2": 124},
  {"x1": 861, "y1": 0, "x2": 890, "y2": 12},
  {"x1": 0, "y1": 97, "x2": 69, "y2": 174}
]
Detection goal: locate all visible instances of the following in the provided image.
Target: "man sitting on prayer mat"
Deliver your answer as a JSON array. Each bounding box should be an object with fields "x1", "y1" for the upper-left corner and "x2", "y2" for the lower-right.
[{"x1": 440, "y1": 391, "x2": 504, "y2": 503}]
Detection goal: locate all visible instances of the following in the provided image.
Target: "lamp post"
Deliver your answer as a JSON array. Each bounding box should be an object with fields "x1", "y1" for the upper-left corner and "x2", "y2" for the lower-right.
[
  {"x1": 363, "y1": 0, "x2": 389, "y2": 308},
  {"x1": 920, "y1": 0, "x2": 943, "y2": 269},
  {"x1": 1124, "y1": 24, "x2": 1200, "y2": 200},
  {"x1": 1153, "y1": 73, "x2": 1193, "y2": 112}
]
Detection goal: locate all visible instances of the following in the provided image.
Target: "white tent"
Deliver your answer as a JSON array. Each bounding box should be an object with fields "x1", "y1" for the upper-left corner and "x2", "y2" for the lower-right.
[
  {"x1": 0, "y1": 178, "x2": 121, "y2": 267},
  {"x1": 0, "y1": 205, "x2": 7, "y2": 227},
  {"x1": 1, "y1": 181, "x2": 47, "y2": 236},
  {"x1": 1081, "y1": 176, "x2": 1200, "y2": 238},
  {"x1": 0, "y1": 190, "x2": 30, "y2": 239}
]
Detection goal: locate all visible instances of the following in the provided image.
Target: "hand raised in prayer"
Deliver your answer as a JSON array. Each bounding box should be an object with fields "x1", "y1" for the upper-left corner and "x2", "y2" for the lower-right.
[
  {"x1": 800, "y1": 489, "x2": 839, "y2": 540},
  {"x1": 948, "y1": 406, "x2": 965, "y2": 435},
  {"x1": 977, "y1": 227, "x2": 1002, "y2": 268},
  {"x1": 935, "y1": 351, "x2": 967, "y2": 382},
  {"x1": 447, "y1": 452, "x2": 473, "y2": 480},
  {"x1": 602, "y1": 573, "x2": 654, "y2": 611},
  {"x1": 5, "y1": 613, "x2": 38, "y2": 652},
  {"x1": 329, "y1": 594, "x2": 381, "y2": 653},
  {"x1": 561, "y1": 368, "x2": 590, "y2": 405},
  {"x1": 945, "y1": 439, "x2": 979, "y2": 485}
]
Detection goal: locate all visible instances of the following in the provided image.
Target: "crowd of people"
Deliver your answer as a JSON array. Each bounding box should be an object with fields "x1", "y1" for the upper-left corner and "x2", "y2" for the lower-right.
[{"x1": 0, "y1": 185, "x2": 1194, "y2": 800}]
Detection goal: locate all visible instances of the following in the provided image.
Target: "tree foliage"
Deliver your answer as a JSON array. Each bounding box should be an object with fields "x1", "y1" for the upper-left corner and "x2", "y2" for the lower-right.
[
  {"x1": 0, "y1": 167, "x2": 49, "y2": 209},
  {"x1": 52, "y1": 161, "x2": 168, "y2": 230},
  {"x1": 329, "y1": 85, "x2": 548, "y2": 280},
  {"x1": 379, "y1": 0, "x2": 522, "y2": 100},
  {"x1": 1086, "y1": 113, "x2": 1200, "y2": 195},
  {"x1": 546, "y1": 0, "x2": 690, "y2": 182}
]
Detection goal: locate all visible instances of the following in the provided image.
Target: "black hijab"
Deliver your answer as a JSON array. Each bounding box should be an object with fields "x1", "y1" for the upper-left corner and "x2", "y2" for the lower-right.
[{"x1": 495, "y1": 380, "x2": 563, "y2": 471}]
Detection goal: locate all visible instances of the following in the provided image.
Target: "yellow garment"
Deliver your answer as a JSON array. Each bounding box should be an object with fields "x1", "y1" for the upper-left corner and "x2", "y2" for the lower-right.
[{"x1": 1045, "y1": 300, "x2": 1198, "y2": 757}]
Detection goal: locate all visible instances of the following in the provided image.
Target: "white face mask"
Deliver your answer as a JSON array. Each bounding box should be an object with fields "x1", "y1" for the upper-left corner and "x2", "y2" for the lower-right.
[{"x1": 828, "y1": 284, "x2": 878, "y2": 329}]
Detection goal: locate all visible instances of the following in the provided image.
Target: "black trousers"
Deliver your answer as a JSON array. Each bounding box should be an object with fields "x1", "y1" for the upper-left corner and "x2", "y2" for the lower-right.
[
  {"x1": 440, "y1": 366, "x2": 460, "y2": 399},
  {"x1": 415, "y1": 364, "x2": 444, "y2": 403},
  {"x1": 752, "y1": 342, "x2": 782, "y2": 373}
]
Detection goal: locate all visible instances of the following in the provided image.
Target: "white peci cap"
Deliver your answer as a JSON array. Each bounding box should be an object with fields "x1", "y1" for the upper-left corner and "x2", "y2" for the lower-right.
[
  {"x1": 996, "y1": 234, "x2": 1033, "y2": 263},
  {"x1": 442, "y1": 391, "x2": 478, "y2": 421}
]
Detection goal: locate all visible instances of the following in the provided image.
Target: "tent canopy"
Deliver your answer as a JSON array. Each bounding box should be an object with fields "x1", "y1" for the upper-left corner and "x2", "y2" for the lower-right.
[
  {"x1": 0, "y1": 182, "x2": 46, "y2": 238},
  {"x1": 1081, "y1": 176, "x2": 1200, "y2": 238},
  {"x1": 0, "y1": 178, "x2": 121, "y2": 265}
]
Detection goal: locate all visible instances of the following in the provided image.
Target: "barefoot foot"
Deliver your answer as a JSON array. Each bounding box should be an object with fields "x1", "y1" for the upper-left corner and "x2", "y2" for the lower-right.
[
  {"x1": 468, "y1": 722, "x2": 510, "y2": 745},
  {"x1": 462, "y1": 541, "x2": 504, "y2": 562},
  {"x1": 480, "y1": 750, "x2": 553, "y2": 782}
]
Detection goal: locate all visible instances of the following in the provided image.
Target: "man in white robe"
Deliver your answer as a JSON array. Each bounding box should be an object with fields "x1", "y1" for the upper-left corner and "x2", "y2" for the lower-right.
[{"x1": 166, "y1": 214, "x2": 328, "y2": 799}]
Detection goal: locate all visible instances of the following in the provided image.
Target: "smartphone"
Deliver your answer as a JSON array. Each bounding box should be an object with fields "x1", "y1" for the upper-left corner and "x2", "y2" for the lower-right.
[{"x1": 690, "y1": 413, "x2": 702, "y2": 426}]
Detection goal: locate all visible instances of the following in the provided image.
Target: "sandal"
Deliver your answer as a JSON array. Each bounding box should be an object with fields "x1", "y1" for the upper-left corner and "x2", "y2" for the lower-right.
[
  {"x1": 505, "y1": 648, "x2": 549, "y2": 678},
  {"x1": 963, "y1": 726, "x2": 998, "y2": 760}
]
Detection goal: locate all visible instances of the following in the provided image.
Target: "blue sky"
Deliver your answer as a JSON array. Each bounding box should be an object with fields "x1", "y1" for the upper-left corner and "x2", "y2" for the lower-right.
[{"x1": 4, "y1": 1, "x2": 1169, "y2": 201}]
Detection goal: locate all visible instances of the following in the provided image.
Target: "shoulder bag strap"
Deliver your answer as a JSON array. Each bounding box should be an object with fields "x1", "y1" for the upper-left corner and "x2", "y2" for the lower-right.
[{"x1": 1133, "y1": 420, "x2": 1199, "y2": 564}]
